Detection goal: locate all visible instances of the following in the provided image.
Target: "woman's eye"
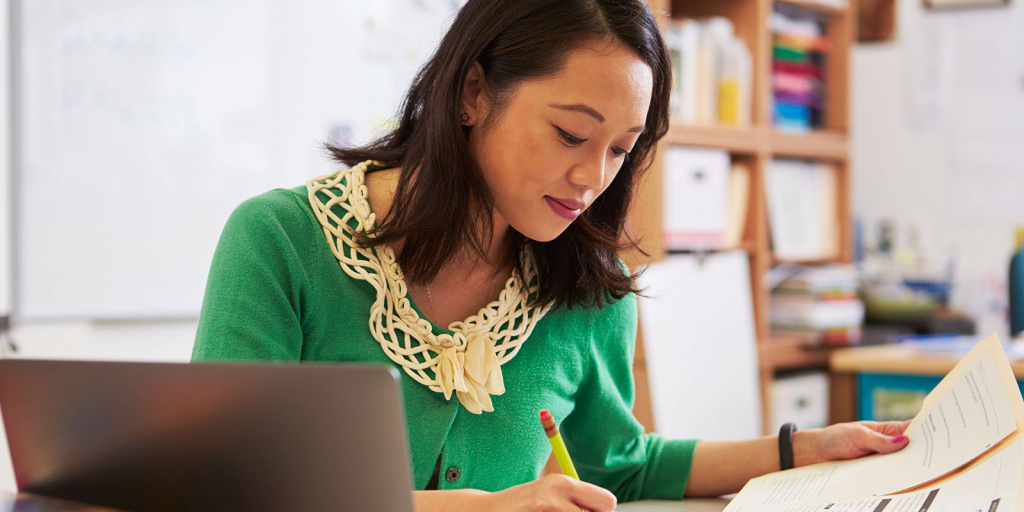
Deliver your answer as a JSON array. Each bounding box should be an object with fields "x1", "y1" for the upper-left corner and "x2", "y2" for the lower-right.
[
  {"x1": 555, "y1": 126, "x2": 586, "y2": 147},
  {"x1": 611, "y1": 146, "x2": 628, "y2": 157}
]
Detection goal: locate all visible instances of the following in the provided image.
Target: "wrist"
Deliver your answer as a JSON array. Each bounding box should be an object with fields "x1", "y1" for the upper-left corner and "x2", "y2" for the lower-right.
[
  {"x1": 792, "y1": 429, "x2": 821, "y2": 468},
  {"x1": 474, "y1": 489, "x2": 499, "y2": 511},
  {"x1": 414, "y1": 489, "x2": 491, "y2": 511}
]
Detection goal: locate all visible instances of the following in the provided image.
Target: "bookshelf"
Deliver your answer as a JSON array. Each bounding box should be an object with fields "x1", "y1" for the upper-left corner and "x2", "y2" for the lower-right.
[{"x1": 631, "y1": 0, "x2": 856, "y2": 435}]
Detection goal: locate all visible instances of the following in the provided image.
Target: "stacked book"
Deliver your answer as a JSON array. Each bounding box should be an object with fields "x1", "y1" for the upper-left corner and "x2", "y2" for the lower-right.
[
  {"x1": 771, "y1": 265, "x2": 864, "y2": 345},
  {"x1": 664, "y1": 17, "x2": 752, "y2": 128},
  {"x1": 770, "y1": 6, "x2": 828, "y2": 132},
  {"x1": 765, "y1": 158, "x2": 839, "y2": 261}
]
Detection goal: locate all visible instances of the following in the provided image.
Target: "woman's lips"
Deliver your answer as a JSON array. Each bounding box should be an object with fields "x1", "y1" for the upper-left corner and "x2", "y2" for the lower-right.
[{"x1": 545, "y1": 196, "x2": 583, "y2": 220}]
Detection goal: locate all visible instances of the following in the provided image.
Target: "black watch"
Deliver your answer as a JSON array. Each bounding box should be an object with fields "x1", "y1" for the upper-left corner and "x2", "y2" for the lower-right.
[{"x1": 778, "y1": 422, "x2": 797, "y2": 471}]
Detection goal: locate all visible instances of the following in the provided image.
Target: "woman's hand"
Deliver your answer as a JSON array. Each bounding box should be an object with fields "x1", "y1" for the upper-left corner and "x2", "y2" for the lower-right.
[
  {"x1": 686, "y1": 420, "x2": 913, "y2": 497},
  {"x1": 484, "y1": 474, "x2": 618, "y2": 512},
  {"x1": 795, "y1": 420, "x2": 912, "y2": 467}
]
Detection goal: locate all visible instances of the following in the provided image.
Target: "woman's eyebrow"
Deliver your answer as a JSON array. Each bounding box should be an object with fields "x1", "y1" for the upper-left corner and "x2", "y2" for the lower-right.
[
  {"x1": 550, "y1": 103, "x2": 605, "y2": 122},
  {"x1": 548, "y1": 103, "x2": 645, "y2": 133}
]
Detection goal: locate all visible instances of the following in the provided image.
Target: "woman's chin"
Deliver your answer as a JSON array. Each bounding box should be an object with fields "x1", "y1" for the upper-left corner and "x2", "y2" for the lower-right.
[{"x1": 513, "y1": 222, "x2": 571, "y2": 243}]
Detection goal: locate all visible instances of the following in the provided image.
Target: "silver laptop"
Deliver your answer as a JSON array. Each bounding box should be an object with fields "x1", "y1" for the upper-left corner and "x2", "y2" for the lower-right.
[{"x1": 0, "y1": 359, "x2": 416, "y2": 512}]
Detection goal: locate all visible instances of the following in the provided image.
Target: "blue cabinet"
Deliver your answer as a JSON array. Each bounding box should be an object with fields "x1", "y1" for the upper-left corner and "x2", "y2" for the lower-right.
[{"x1": 858, "y1": 372, "x2": 1024, "y2": 421}]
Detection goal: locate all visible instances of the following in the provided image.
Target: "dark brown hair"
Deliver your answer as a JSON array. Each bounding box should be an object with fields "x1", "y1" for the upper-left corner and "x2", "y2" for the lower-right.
[{"x1": 328, "y1": 0, "x2": 671, "y2": 309}]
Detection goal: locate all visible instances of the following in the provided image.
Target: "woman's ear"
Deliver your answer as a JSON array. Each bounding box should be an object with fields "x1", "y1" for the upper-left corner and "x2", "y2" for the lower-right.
[{"x1": 460, "y1": 61, "x2": 488, "y2": 126}]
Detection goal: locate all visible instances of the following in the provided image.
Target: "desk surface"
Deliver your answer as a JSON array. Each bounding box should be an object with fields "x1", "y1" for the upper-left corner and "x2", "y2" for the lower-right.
[
  {"x1": 619, "y1": 498, "x2": 730, "y2": 511},
  {"x1": 831, "y1": 343, "x2": 1024, "y2": 378},
  {"x1": 2, "y1": 493, "x2": 728, "y2": 512}
]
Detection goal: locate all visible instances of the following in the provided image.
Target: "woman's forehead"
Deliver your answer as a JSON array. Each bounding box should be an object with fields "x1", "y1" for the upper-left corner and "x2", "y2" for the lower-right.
[{"x1": 516, "y1": 43, "x2": 654, "y2": 127}]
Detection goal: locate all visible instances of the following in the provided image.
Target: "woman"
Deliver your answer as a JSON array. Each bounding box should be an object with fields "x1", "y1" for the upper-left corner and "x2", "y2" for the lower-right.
[{"x1": 192, "y1": 0, "x2": 910, "y2": 510}]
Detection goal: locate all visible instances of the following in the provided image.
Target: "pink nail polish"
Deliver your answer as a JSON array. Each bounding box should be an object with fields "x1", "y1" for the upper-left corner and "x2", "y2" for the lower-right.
[{"x1": 892, "y1": 435, "x2": 908, "y2": 444}]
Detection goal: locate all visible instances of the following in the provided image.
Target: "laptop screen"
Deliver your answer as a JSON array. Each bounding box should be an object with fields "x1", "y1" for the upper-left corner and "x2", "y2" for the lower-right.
[{"x1": 0, "y1": 360, "x2": 416, "y2": 512}]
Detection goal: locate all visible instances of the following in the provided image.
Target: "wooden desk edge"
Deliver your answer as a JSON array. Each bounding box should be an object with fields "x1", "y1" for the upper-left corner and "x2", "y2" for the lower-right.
[
  {"x1": 829, "y1": 345, "x2": 1024, "y2": 379},
  {"x1": 618, "y1": 498, "x2": 731, "y2": 511}
]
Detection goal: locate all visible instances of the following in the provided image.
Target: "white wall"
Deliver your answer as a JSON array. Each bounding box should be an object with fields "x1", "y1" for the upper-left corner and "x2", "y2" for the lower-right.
[
  {"x1": 0, "y1": 0, "x2": 9, "y2": 320},
  {"x1": 851, "y1": 0, "x2": 1024, "y2": 338},
  {"x1": 0, "y1": 0, "x2": 13, "y2": 492},
  {"x1": 8, "y1": 320, "x2": 197, "y2": 362}
]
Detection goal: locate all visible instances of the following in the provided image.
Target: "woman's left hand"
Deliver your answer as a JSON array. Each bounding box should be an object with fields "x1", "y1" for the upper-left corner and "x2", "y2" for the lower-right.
[{"x1": 795, "y1": 420, "x2": 912, "y2": 467}]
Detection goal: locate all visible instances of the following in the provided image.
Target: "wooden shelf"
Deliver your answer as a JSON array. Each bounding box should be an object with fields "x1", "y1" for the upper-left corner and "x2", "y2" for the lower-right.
[
  {"x1": 664, "y1": 125, "x2": 850, "y2": 162},
  {"x1": 663, "y1": 124, "x2": 763, "y2": 154},
  {"x1": 771, "y1": 253, "x2": 846, "y2": 265},
  {"x1": 766, "y1": 130, "x2": 849, "y2": 161},
  {"x1": 665, "y1": 240, "x2": 758, "y2": 256},
  {"x1": 774, "y1": 0, "x2": 849, "y2": 15}
]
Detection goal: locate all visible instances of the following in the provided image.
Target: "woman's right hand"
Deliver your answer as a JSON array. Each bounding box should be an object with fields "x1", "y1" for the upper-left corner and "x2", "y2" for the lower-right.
[{"x1": 484, "y1": 474, "x2": 618, "y2": 512}]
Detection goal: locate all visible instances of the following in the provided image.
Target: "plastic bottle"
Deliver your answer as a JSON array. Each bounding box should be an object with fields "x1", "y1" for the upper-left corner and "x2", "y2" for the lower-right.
[{"x1": 1010, "y1": 227, "x2": 1024, "y2": 337}]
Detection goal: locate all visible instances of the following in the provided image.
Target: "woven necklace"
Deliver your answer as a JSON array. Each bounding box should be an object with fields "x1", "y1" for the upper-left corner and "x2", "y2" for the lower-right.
[{"x1": 306, "y1": 161, "x2": 551, "y2": 414}]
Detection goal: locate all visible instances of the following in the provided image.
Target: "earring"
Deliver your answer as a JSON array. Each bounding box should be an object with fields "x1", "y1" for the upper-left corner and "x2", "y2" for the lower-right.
[{"x1": 460, "y1": 111, "x2": 470, "y2": 124}]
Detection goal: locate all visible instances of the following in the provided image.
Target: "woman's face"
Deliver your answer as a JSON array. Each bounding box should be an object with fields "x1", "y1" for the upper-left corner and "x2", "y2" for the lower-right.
[{"x1": 464, "y1": 39, "x2": 654, "y2": 243}]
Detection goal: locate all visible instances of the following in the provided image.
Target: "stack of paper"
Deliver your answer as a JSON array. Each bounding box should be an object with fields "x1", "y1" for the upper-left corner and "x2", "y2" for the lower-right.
[
  {"x1": 665, "y1": 17, "x2": 751, "y2": 128},
  {"x1": 726, "y1": 334, "x2": 1024, "y2": 511},
  {"x1": 771, "y1": 264, "x2": 864, "y2": 345}
]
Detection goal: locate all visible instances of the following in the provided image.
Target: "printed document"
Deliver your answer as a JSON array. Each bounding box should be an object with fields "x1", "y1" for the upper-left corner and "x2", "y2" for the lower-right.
[{"x1": 725, "y1": 334, "x2": 1024, "y2": 511}]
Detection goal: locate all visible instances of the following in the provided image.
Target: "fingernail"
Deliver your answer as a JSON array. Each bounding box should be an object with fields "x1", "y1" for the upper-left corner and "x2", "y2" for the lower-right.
[{"x1": 892, "y1": 435, "x2": 908, "y2": 443}]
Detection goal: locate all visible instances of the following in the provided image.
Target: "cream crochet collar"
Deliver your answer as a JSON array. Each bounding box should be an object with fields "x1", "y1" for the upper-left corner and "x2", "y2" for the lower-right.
[{"x1": 306, "y1": 161, "x2": 551, "y2": 414}]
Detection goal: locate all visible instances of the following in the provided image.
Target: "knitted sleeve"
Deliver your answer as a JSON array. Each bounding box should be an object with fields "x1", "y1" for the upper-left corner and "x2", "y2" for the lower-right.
[{"x1": 560, "y1": 293, "x2": 699, "y2": 502}]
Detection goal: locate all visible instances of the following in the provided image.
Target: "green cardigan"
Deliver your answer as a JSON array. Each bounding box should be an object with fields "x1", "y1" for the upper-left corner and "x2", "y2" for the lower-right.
[{"x1": 192, "y1": 180, "x2": 698, "y2": 501}]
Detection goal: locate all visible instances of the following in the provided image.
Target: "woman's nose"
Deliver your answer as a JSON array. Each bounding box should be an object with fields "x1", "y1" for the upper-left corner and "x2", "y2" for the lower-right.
[{"x1": 567, "y1": 151, "x2": 608, "y2": 191}]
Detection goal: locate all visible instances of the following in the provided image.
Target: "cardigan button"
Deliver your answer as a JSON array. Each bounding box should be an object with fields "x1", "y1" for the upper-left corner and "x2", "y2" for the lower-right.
[{"x1": 445, "y1": 466, "x2": 461, "y2": 483}]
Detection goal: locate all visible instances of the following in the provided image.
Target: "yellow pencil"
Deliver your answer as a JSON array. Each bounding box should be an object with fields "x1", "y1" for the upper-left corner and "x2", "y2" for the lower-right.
[{"x1": 539, "y1": 409, "x2": 579, "y2": 480}]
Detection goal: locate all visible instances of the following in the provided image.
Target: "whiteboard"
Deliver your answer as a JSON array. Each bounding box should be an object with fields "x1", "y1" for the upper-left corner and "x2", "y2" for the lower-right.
[{"x1": 16, "y1": 0, "x2": 463, "y2": 319}]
